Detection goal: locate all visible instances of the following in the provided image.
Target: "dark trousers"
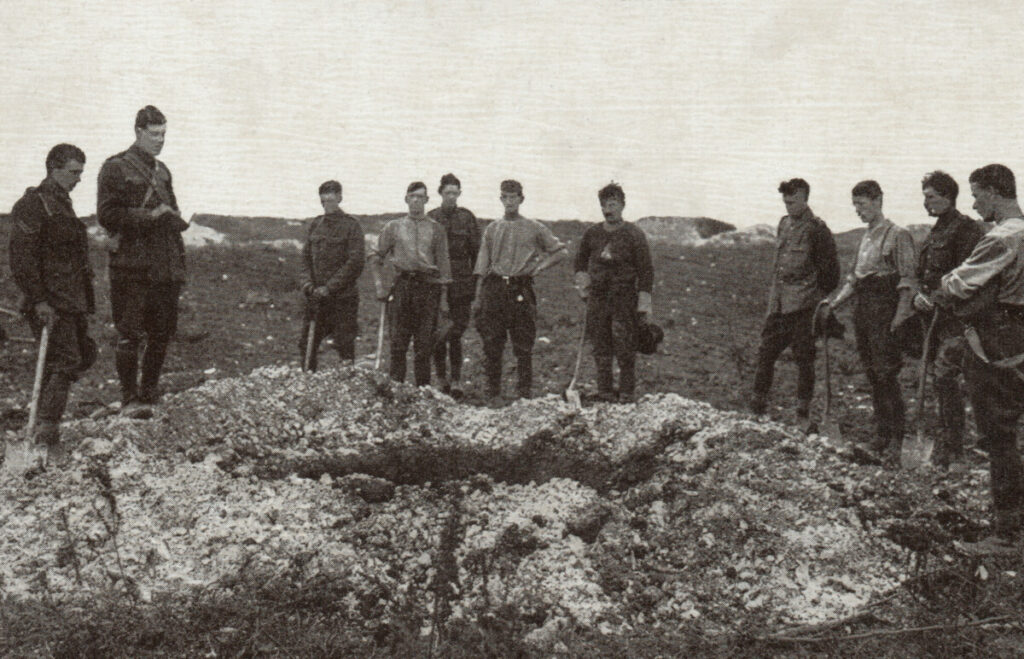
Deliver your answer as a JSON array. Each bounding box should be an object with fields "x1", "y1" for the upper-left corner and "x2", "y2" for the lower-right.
[
  {"x1": 388, "y1": 274, "x2": 441, "y2": 386},
  {"x1": 110, "y1": 272, "x2": 182, "y2": 403},
  {"x1": 299, "y1": 294, "x2": 359, "y2": 372},
  {"x1": 853, "y1": 283, "x2": 905, "y2": 443},
  {"x1": 931, "y1": 319, "x2": 968, "y2": 460},
  {"x1": 433, "y1": 290, "x2": 473, "y2": 383},
  {"x1": 476, "y1": 275, "x2": 536, "y2": 397},
  {"x1": 587, "y1": 286, "x2": 639, "y2": 396},
  {"x1": 29, "y1": 312, "x2": 93, "y2": 423},
  {"x1": 752, "y1": 307, "x2": 816, "y2": 409},
  {"x1": 963, "y1": 308, "x2": 1024, "y2": 536}
]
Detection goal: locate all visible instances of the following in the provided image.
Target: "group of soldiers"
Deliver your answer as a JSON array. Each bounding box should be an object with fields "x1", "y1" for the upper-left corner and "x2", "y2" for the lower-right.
[
  {"x1": 300, "y1": 175, "x2": 656, "y2": 406},
  {"x1": 6, "y1": 104, "x2": 1024, "y2": 553},
  {"x1": 752, "y1": 169, "x2": 1024, "y2": 553}
]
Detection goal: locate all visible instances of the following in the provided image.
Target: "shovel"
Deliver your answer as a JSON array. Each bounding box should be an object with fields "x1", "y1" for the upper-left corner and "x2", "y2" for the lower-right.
[
  {"x1": 820, "y1": 329, "x2": 843, "y2": 448},
  {"x1": 5, "y1": 324, "x2": 50, "y2": 474},
  {"x1": 902, "y1": 310, "x2": 939, "y2": 470},
  {"x1": 373, "y1": 300, "x2": 387, "y2": 371},
  {"x1": 302, "y1": 297, "x2": 319, "y2": 372},
  {"x1": 563, "y1": 309, "x2": 588, "y2": 409}
]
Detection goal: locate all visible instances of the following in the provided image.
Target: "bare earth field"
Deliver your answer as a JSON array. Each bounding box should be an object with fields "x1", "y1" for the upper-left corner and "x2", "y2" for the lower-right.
[{"x1": 1, "y1": 215, "x2": 1022, "y2": 657}]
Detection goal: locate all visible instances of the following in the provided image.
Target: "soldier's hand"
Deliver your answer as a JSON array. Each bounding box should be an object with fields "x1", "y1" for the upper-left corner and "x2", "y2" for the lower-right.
[
  {"x1": 913, "y1": 292, "x2": 934, "y2": 313},
  {"x1": 313, "y1": 286, "x2": 329, "y2": 300},
  {"x1": 574, "y1": 271, "x2": 590, "y2": 300},
  {"x1": 301, "y1": 282, "x2": 314, "y2": 297},
  {"x1": 150, "y1": 203, "x2": 175, "y2": 219},
  {"x1": 34, "y1": 302, "x2": 55, "y2": 328},
  {"x1": 375, "y1": 285, "x2": 389, "y2": 302}
]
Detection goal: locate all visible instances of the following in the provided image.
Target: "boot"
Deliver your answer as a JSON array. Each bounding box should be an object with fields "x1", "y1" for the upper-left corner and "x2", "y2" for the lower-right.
[
  {"x1": 749, "y1": 392, "x2": 768, "y2": 416},
  {"x1": 116, "y1": 341, "x2": 140, "y2": 405},
  {"x1": 515, "y1": 354, "x2": 532, "y2": 399},
  {"x1": 617, "y1": 355, "x2": 636, "y2": 403},
  {"x1": 139, "y1": 340, "x2": 169, "y2": 404},
  {"x1": 595, "y1": 356, "x2": 615, "y2": 402}
]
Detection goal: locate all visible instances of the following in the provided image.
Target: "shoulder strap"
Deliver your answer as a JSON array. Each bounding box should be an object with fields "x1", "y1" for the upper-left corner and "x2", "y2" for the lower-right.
[{"x1": 122, "y1": 150, "x2": 172, "y2": 207}]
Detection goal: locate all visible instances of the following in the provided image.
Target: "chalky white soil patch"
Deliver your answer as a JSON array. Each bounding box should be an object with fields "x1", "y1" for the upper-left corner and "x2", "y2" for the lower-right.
[{"x1": 0, "y1": 365, "x2": 962, "y2": 638}]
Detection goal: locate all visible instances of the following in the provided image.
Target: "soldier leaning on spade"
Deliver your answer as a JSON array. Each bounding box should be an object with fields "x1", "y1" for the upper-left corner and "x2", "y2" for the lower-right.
[
  {"x1": 9, "y1": 144, "x2": 97, "y2": 451},
  {"x1": 299, "y1": 180, "x2": 365, "y2": 371},
  {"x1": 97, "y1": 105, "x2": 189, "y2": 418},
  {"x1": 573, "y1": 182, "x2": 654, "y2": 403},
  {"x1": 911, "y1": 171, "x2": 984, "y2": 469},
  {"x1": 472, "y1": 180, "x2": 567, "y2": 405}
]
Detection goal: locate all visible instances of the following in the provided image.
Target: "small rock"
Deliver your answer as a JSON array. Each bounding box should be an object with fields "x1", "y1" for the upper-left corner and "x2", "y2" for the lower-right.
[
  {"x1": 340, "y1": 474, "x2": 396, "y2": 503},
  {"x1": 566, "y1": 503, "x2": 611, "y2": 543},
  {"x1": 79, "y1": 437, "x2": 114, "y2": 458}
]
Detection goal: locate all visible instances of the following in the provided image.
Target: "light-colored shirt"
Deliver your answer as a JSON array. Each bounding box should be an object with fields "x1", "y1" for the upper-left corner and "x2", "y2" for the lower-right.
[
  {"x1": 373, "y1": 215, "x2": 452, "y2": 284},
  {"x1": 474, "y1": 216, "x2": 565, "y2": 278},
  {"x1": 849, "y1": 217, "x2": 918, "y2": 290},
  {"x1": 942, "y1": 217, "x2": 1024, "y2": 305}
]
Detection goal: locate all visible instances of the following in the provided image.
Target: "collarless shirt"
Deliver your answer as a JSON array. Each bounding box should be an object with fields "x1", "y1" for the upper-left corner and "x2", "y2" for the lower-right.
[
  {"x1": 850, "y1": 217, "x2": 918, "y2": 290},
  {"x1": 373, "y1": 214, "x2": 452, "y2": 284},
  {"x1": 473, "y1": 215, "x2": 565, "y2": 278},
  {"x1": 942, "y1": 217, "x2": 1024, "y2": 306}
]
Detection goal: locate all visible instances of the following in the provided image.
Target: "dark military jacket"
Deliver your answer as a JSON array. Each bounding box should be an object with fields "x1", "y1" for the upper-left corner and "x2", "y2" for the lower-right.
[
  {"x1": 766, "y1": 207, "x2": 840, "y2": 314},
  {"x1": 574, "y1": 222, "x2": 654, "y2": 293},
  {"x1": 9, "y1": 178, "x2": 95, "y2": 315},
  {"x1": 97, "y1": 144, "x2": 187, "y2": 282},
  {"x1": 917, "y1": 208, "x2": 985, "y2": 293},
  {"x1": 302, "y1": 210, "x2": 366, "y2": 299},
  {"x1": 428, "y1": 205, "x2": 480, "y2": 298}
]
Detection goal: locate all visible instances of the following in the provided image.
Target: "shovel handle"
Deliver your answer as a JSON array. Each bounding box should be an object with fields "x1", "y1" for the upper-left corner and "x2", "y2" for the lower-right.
[
  {"x1": 916, "y1": 310, "x2": 940, "y2": 418},
  {"x1": 27, "y1": 324, "x2": 50, "y2": 437},
  {"x1": 374, "y1": 300, "x2": 387, "y2": 371},
  {"x1": 303, "y1": 318, "x2": 317, "y2": 371},
  {"x1": 567, "y1": 307, "x2": 588, "y2": 390}
]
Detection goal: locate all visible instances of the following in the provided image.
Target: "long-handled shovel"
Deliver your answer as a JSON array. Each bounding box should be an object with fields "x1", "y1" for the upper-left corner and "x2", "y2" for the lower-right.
[
  {"x1": 821, "y1": 329, "x2": 843, "y2": 448},
  {"x1": 902, "y1": 310, "x2": 939, "y2": 469},
  {"x1": 5, "y1": 324, "x2": 50, "y2": 474},
  {"x1": 373, "y1": 300, "x2": 387, "y2": 371},
  {"x1": 563, "y1": 310, "x2": 588, "y2": 409},
  {"x1": 303, "y1": 318, "x2": 317, "y2": 372}
]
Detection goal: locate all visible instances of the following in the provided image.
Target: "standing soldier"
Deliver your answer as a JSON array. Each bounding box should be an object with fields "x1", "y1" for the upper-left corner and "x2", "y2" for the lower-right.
[
  {"x1": 299, "y1": 180, "x2": 365, "y2": 371},
  {"x1": 750, "y1": 178, "x2": 840, "y2": 428},
  {"x1": 371, "y1": 181, "x2": 452, "y2": 386},
  {"x1": 573, "y1": 182, "x2": 654, "y2": 403},
  {"x1": 98, "y1": 105, "x2": 189, "y2": 417},
  {"x1": 428, "y1": 173, "x2": 480, "y2": 397},
  {"x1": 912, "y1": 171, "x2": 985, "y2": 468},
  {"x1": 827, "y1": 180, "x2": 918, "y2": 459},
  {"x1": 9, "y1": 144, "x2": 96, "y2": 451},
  {"x1": 473, "y1": 180, "x2": 567, "y2": 405},
  {"x1": 929, "y1": 164, "x2": 1024, "y2": 553}
]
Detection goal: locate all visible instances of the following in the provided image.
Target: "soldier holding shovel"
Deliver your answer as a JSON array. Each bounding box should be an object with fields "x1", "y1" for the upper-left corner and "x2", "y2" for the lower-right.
[
  {"x1": 573, "y1": 182, "x2": 654, "y2": 403},
  {"x1": 8, "y1": 144, "x2": 96, "y2": 466},
  {"x1": 299, "y1": 180, "x2": 365, "y2": 371}
]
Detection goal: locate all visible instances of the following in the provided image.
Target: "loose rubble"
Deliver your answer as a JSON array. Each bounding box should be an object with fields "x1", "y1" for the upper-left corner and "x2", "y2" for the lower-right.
[{"x1": 0, "y1": 364, "x2": 993, "y2": 640}]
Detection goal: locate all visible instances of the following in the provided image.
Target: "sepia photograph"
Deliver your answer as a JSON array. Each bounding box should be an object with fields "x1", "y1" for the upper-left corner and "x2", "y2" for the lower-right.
[{"x1": 2, "y1": 1, "x2": 1024, "y2": 655}]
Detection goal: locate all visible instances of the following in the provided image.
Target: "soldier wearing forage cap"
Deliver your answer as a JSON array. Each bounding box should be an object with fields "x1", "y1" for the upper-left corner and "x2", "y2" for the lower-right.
[
  {"x1": 428, "y1": 173, "x2": 481, "y2": 397},
  {"x1": 299, "y1": 180, "x2": 366, "y2": 371},
  {"x1": 97, "y1": 105, "x2": 188, "y2": 417},
  {"x1": 573, "y1": 182, "x2": 654, "y2": 403},
  {"x1": 371, "y1": 181, "x2": 452, "y2": 386},
  {"x1": 472, "y1": 179, "x2": 566, "y2": 404},
  {"x1": 9, "y1": 143, "x2": 96, "y2": 450}
]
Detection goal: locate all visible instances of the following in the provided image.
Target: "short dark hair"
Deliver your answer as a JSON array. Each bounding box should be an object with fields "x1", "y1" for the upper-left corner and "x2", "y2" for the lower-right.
[
  {"x1": 45, "y1": 143, "x2": 86, "y2": 175},
  {"x1": 406, "y1": 181, "x2": 428, "y2": 195},
  {"x1": 921, "y1": 171, "x2": 958, "y2": 203},
  {"x1": 500, "y1": 179, "x2": 523, "y2": 195},
  {"x1": 319, "y1": 180, "x2": 341, "y2": 195},
  {"x1": 852, "y1": 180, "x2": 883, "y2": 199},
  {"x1": 969, "y1": 164, "x2": 1017, "y2": 200},
  {"x1": 778, "y1": 178, "x2": 810, "y2": 198},
  {"x1": 135, "y1": 105, "x2": 167, "y2": 130},
  {"x1": 598, "y1": 182, "x2": 625, "y2": 204},
  {"x1": 438, "y1": 173, "x2": 461, "y2": 192}
]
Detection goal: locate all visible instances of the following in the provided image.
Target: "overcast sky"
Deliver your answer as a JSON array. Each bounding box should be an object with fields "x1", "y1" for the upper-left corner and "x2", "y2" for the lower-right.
[{"x1": 3, "y1": 0, "x2": 1024, "y2": 230}]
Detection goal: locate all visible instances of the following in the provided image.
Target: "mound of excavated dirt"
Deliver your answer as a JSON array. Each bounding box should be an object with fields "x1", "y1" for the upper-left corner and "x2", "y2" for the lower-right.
[
  {"x1": 0, "y1": 365, "x2": 989, "y2": 642},
  {"x1": 636, "y1": 216, "x2": 736, "y2": 246}
]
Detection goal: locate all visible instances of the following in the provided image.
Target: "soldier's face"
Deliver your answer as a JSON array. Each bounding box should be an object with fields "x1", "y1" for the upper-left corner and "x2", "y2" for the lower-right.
[
  {"x1": 601, "y1": 197, "x2": 625, "y2": 224},
  {"x1": 852, "y1": 195, "x2": 882, "y2": 223},
  {"x1": 405, "y1": 188, "x2": 428, "y2": 214},
  {"x1": 320, "y1": 191, "x2": 341, "y2": 211},
  {"x1": 971, "y1": 182, "x2": 997, "y2": 222},
  {"x1": 922, "y1": 187, "x2": 952, "y2": 217},
  {"x1": 135, "y1": 123, "x2": 166, "y2": 156},
  {"x1": 782, "y1": 191, "x2": 808, "y2": 217},
  {"x1": 440, "y1": 184, "x2": 461, "y2": 209},
  {"x1": 51, "y1": 159, "x2": 84, "y2": 192},
  {"x1": 500, "y1": 191, "x2": 523, "y2": 215}
]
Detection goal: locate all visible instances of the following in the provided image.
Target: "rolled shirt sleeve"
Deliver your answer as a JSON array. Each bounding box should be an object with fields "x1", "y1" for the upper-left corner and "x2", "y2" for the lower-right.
[
  {"x1": 893, "y1": 229, "x2": 919, "y2": 290},
  {"x1": 941, "y1": 235, "x2": 1014, "y2": 300}
]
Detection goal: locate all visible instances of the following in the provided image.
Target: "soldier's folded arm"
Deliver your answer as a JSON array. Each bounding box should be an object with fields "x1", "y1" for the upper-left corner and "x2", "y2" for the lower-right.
[{"x1": 939, "y1": 235, "x2": 1013, "y2": 303}]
